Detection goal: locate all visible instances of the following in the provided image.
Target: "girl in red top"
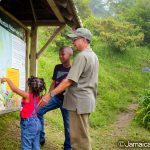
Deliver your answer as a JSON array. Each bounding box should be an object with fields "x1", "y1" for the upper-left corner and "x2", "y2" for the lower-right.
[{"x1": 0, "y1": 76, "x2": 46, "y2": 150}]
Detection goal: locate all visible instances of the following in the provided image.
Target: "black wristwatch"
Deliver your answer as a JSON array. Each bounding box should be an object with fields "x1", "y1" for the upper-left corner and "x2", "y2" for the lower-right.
[{"x1": 50, "y1": 91, "x2": 55, "y2": 97}]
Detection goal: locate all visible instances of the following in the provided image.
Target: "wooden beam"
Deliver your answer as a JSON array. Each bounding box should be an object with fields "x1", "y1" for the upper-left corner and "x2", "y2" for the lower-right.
[
  {"x1": 47, "y1": 0, "x2": 65, "y2": 23},
  {"x1": 67, "y1": 0, "x2": 82, "y2": 28},
  {"x1": 25, "y1": 30, "x2": 30, "y2": 91},
  {"x1": 22, "y1": 20, "x2": 65, "y2": 26},
  {"x1": 0, "y1": 6, "x2": 30, "y2": 32},
  {"x1": 29, "y1": 0, "x2": 37, "y2": 24},
  {"x1": 61, "y1": 9, "x2": 73, "y2": 21},
  {"x1": 30, "y1": 25, "x2": 38, "y2": 76},
  {"x1": 37, "y1": 25, "x2": 65, "y2": 59},
  {"x1": 55, "y1": 0, "x2": 68, "y2": 8}
]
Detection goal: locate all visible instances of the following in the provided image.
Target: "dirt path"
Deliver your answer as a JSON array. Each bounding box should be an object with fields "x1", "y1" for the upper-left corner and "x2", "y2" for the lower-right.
[
  {"x1": 114, "y1": 103, "x2": 138, "y2": 129},
  {"x1": 91, "y1": 103, "x2": 140, "y2": 150},
  {"x1": 110, "y1": 103, "x2": 138, "y2": 137}
]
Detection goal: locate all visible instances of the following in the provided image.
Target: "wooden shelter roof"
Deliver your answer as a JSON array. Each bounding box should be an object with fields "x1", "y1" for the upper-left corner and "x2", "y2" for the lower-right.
[
  {"x1": 0, "y1": 0, "x2": 82, "y2": 115},
  {"x1": 0, "y1": 0, "x2": 82, "y2": 28}
]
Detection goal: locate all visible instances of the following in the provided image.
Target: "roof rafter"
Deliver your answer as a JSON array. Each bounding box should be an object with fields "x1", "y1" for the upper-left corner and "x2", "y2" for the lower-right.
[
  {"x1": 47, "y1": 0, "x2": 65, "y2": 23},
  {"x1": 29, "y1": 0, "x2": 37, "y2": 24}
]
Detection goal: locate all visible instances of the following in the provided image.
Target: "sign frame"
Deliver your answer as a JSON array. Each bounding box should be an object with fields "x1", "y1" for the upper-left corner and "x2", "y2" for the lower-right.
[{"x1": 0, "y1": 7, "x2": 30, "y2": 115}]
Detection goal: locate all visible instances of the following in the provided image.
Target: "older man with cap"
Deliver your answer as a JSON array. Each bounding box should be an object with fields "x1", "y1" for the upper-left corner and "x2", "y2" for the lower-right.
[{"x1": 39, "y1": 28, "x2": 99, "y2": 150}]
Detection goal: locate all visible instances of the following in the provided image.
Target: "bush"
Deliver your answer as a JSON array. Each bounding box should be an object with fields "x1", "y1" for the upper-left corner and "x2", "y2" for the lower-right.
[
  {"x1": 135, "y1": 90, "x2": 150, "y2": 129},
  {"x1": 118, "y1": 0, "x2": 150, "y2": 45},
  {"x1": 85, "y1": 17, "x2": 144, "y2": 52}
]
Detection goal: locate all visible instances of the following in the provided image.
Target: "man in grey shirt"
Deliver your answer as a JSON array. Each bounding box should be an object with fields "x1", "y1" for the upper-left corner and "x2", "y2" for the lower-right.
[{"x1": 39, "y1": 28, "x2": 99, "y2": 150}]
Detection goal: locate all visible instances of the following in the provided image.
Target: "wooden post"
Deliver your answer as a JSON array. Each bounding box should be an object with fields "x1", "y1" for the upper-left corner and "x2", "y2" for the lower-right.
[{"x1": 30, "y1": 24, "x2": 38, "y2": 76}]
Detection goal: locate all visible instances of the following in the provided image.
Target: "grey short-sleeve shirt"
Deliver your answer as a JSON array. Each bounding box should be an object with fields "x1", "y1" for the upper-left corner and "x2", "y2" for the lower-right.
[{"x1": 63, "y1": 47, "x2": 99, "y2": 114}]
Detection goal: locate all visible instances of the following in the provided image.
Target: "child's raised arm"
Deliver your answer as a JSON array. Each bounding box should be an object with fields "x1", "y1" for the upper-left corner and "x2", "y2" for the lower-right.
[{"x1": 0, "y1": 78, "x2": 29, "y2": 101}]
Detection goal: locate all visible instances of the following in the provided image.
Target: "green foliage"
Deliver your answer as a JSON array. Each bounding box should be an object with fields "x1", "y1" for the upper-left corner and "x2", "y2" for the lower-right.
[
  {"x1": 85, "y1": 17, "x2": 144, "y2": 51},
  {"x1": 38, "y1": 20, "x2": 150, "y2": 128},
  {"x1": 89, "y1": 45, "x2": 150, "y2": 128},
  {"x1": 112, "y1": 0, "x2": 135, "y2": 14},
  {"x1": 1, "y1": 1, "x2": 150, "y2": 149},
  {"x1": 89, "y1": 0, "x2": 110, "y2": 17},
  {"x1": 38, "y1": 26, "x2": 73, "y2": 50},
  {"x1": 74, "y1": 0, "x2": 92, "y2": 19},
  {"x1": 81, "y1": 0, "x2": 150, "y2": 45},
  {"x1": 36, "y1": 1, "x2": 150, "y2": 128},
  {"x1": 38, "y1": 27, "x2": 57, "y2": 52},
  {"x1": 54, "y1": 27, "x2": 72, "y2": 47},
  {"x1": 116, "y1": 0, "x2": 150, "y2": 44},
  {"x1": 135, "y1": 90, "x2": 150, "y2": 129}
]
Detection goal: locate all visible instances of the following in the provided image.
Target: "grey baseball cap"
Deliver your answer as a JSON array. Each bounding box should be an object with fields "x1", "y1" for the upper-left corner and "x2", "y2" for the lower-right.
[{"x1": 67, "y1": 28, "x2": 92, "y2": 41}]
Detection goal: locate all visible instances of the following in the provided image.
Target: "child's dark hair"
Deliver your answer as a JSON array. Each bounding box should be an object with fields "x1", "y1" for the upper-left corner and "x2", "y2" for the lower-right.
[{"x1": 27, "y1": 76, "x2": 46, "y2": 97}]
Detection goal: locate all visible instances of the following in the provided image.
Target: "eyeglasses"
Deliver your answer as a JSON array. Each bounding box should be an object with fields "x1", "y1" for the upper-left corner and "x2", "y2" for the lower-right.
[{"x1": 72, "y1": 37, "x2": 83, "y2": 42}]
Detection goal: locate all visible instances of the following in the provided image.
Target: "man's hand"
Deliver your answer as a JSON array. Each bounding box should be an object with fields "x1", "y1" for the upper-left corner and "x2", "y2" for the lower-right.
[
  {"x1": 38, "y1": 93, "x2": 51, "y2": 107},
  {"x1": 37, "y1": 79, "x2": 72, "y2": 108}
]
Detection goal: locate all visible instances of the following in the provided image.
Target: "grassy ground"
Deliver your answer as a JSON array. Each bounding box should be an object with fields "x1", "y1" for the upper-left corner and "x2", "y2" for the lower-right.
[
  {"x1": 0, "y1": 110, "x2": 150, "y2": 150},
  {"x1": 0, "y1": 44, "x2": 149, "y2": 149}
]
